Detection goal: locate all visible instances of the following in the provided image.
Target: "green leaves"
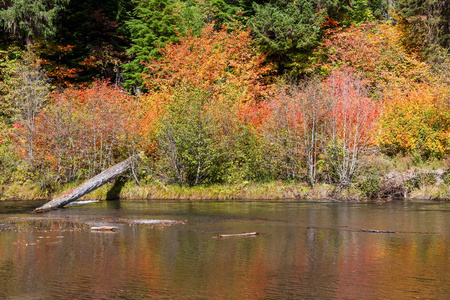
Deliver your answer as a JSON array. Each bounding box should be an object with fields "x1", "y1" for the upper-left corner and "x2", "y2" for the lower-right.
[
  {"x1": 249, "y1": 0, "x2": 326, "y2": 75},
  {"x1": 123, "y1": 0, "x2": 191, "y2": 91},
  {"x1": 155, "y1": 85, "x2": 218, "y2": 186}
]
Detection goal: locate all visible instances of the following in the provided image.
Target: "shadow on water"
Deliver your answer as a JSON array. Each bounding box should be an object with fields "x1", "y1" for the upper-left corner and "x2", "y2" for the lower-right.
[{"x1": 0, "y1": 201, "x2": 47, "y2": 214}]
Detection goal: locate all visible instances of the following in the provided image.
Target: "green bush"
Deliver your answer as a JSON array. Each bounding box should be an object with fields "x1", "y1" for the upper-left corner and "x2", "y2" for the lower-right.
[{"x1": 358, "y1": 176, "x2": 380, "y2": 199}]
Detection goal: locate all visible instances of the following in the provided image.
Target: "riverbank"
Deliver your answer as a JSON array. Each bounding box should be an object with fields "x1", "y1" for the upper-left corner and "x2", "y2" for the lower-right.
[
  {"x1": 2, "y1": 155, "x2": 449, "y2": 202},
  {"x1": 2, "y1": 170, "x2": 449, "y2": 202}
]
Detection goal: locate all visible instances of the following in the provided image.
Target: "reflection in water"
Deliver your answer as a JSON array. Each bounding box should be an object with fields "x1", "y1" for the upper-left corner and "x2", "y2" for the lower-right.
[{"x1": 0, "y1": 200, "x2": 449, "y2": 299}]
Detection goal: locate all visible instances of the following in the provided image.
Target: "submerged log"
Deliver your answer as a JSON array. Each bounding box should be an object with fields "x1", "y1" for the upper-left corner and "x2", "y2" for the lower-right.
[
  {"x1": 361, "y1": 229, "x2": 396, "y2": 233},
  {"x1": 213, "y1": 232, "x2": 259, "y2": 238},
  {"x1": 34, "y1": 155, "x2": 139, "y2": 213}
]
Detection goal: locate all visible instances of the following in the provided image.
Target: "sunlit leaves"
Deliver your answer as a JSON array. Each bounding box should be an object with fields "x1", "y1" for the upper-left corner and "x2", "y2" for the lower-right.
[{"x1": 377, "y1": 84, "x2": 450, "y2": 158}]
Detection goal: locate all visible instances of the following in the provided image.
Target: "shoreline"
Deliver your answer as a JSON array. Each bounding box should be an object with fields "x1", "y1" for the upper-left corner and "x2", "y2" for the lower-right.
[{"x1": 2, "y1": 179, "x2": 449, "y2": 202}]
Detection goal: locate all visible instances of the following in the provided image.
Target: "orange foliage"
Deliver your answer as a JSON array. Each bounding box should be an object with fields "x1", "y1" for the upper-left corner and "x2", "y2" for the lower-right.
[
  {"x1": 143, "y1": 24, "x2": 270, "y2": 101},
  {"x1": 32, "y1": 41, "x2": 81, "y2": 87},
  {"x1": 140, "y1": 23, "x2": 272, "y2": 138}
]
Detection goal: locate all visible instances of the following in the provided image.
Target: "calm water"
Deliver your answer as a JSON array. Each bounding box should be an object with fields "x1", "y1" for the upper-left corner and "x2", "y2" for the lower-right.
[{"x1": 0, "y1": 200, "x2": 449, "y2": 299}]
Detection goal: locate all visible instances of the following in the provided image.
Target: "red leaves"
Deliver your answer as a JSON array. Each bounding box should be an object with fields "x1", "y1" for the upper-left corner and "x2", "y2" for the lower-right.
[
  {"x1": 261, "y1": 68, "x2": 379, "y2": 183},
  {"x1": 12, "y1": 122, "x2": 24, "y2": 130},
  {"x1": 323, "y1": 69, "x2": 379, "y2": 148},
  {"x1": 321, "y1": 16, "x2": 340, "y2": 29},
  {"x1": 35, "y1": 80, "x2": 140, "y2": 181}
]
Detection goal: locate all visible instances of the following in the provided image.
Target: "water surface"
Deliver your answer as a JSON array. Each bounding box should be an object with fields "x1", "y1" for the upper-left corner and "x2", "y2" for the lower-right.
[{"x1": 0, "y1": 200, "x2": 449, "y2": 299}]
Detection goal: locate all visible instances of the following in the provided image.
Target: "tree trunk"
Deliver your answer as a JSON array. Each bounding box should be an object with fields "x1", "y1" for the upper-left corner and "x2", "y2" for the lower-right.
[{"x1": 34, "y1": 155, "x2": 139, "y2": 213}]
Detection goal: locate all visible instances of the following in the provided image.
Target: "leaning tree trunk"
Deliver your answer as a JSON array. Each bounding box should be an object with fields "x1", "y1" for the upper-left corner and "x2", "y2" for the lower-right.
[{"x1": 34, "y1": 155, "x2": 139, "y2": 213}]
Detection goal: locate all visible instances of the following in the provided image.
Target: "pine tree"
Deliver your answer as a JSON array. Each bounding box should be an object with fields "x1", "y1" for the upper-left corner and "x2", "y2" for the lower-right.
[
  {"x1": 249, "y1": 0, "x2": 326, "y2": 75},
  {"x1": 0, "y1": 0, "x2": 69, "y2": 46},
  {"x1": 122, "y1": 0, "x2": 183, "y2": 92}
]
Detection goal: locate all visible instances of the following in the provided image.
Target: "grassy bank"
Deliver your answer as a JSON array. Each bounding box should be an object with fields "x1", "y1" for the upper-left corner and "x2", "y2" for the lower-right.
[
  {"x1": 2, "y1": 173, "x2": 449, "y2": 202},
  {"x1": 1, "y1": 155, "x2": 449, "y2": 202}
]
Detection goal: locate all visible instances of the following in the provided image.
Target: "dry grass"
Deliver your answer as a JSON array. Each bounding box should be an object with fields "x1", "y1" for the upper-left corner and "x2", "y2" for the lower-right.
[{"x1": 118, "y1": 181, "x2": 311, "y2": 200}]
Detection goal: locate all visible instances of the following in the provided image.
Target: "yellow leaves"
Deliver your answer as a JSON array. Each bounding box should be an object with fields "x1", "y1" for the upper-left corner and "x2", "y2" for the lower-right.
[{"x1": 377, "y1": 83, "x2": 450, "y2": 158}]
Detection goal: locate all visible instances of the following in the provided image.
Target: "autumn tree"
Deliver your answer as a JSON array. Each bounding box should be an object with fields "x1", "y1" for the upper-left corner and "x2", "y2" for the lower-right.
[
  {"x1": 322, "y1": 69, "x2": 379, "y2": 186},
  {"x1": 377, "y1": 84, "x2": 450, "y2": 159},
  {"x1": 141, "y1": 24, "x2": 271, "y2": 184},
  {"x1": 261, "y1": 78, "x2": 326, "y2": 184},
  {"x1": 262, "y1": 69, "x2": 378, "y2": 186},
  {"x1": 316, "y1": 22, "x2": 431, "y2": 98},
  {"x1": 143, "y1": 23, "x2": 270, "y2": 101},
  {"x1": 36, "y1": 80, "x2": 139, "y2": 183},
  {"x1": 5, "y1": 49, "x2": 49, "y2": 169}
]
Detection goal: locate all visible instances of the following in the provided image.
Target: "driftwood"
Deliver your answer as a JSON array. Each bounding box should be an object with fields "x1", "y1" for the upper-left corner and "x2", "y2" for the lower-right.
[
  {"x1": 34, "y1": 155, "x2": 139, "y2": 213},
  {"x1": 213, "y1": 232, "x2": 259, "y2": 238},
  {"x1": 361, "y1": 229, "x2": 396, "y2": 233},
  {"x1": 91, "y1": 226, "x2": 118, "y2": 232}
]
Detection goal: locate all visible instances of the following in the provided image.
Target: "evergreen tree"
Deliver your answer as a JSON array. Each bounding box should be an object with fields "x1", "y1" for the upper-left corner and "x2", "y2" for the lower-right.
[
  {"x1": 249, "y1": 0, "x2": 326, "y2": 75},
  {"x1": 0, "y1": 0, "x2": 69, "y2": 46},
  {"x1": 53, "y1": 0, "x2": 133, "y2": 84},
  {"x1": 397, "y1": 0, "x2": 450, "y2": 52},
  {"x1": 122, "y1": 0, "x2": 183, "y2": 92}
]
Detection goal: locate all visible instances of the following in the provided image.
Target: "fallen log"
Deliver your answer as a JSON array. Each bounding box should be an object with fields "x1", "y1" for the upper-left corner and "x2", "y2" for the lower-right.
[
  {"x1": 213, "y1": 232, "x2": 259, "y2": 238},
  {"x1": 34, "y1": 155, "x2": 139, "y2": 213}
]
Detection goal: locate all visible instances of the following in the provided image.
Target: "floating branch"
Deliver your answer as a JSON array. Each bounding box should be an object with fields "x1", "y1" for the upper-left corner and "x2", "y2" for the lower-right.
[{"x1": 213, "y1": 232, "x2": 259, "y2": 238}]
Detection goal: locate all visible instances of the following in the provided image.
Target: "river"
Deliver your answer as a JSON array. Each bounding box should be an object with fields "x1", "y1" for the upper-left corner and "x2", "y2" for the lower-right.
[{"x1": 0, "y1": 200, "x2": 449, "y2": 299}]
